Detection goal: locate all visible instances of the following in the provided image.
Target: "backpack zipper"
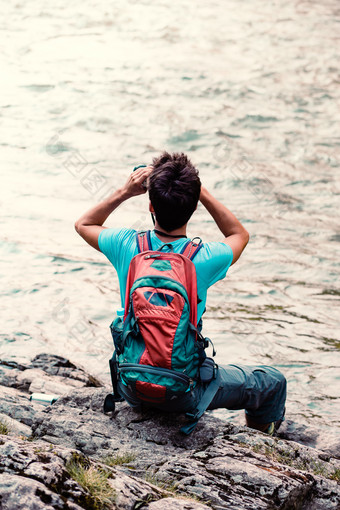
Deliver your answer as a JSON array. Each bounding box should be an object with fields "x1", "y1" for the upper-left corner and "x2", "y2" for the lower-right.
[{"x1": 119, "y1": 363, "x2": 194, "y2": 386}]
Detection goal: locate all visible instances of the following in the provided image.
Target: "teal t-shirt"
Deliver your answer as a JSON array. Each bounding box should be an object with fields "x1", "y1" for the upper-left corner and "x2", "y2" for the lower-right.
[{"x1": 98, "y1": 228, "x2": 233, "y2": 321}]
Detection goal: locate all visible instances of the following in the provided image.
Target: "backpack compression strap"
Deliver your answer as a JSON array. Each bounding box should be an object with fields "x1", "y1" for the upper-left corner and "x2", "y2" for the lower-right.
[
  {"x1": 180, "y1": 237, "x2": 203, "y2": 261},
  {"x1": 181, "y1": 366, "x2": 221, "y2": 435},
  {"x1": 136, "y1": 231, "x2": 152, "y2": 253}
]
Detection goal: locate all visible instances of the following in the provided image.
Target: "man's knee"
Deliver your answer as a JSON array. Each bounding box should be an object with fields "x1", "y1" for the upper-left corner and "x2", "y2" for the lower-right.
[
  {"x1": 265, "y1": 366, "x2": 287, "y2": 390},
  {"x1": 270, "y1": 369, "x2": 287, "y2": 410},
  {"x1": 275, "y1": 369, "x2": 287, "y2": 393}
]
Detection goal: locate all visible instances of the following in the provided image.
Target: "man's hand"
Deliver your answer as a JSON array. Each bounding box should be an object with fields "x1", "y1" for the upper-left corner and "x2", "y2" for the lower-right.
[
  {"x1": 75, "y1": 166, "x2": 153, "y2": 251},
  {"x1": 123, "y1": 166, "x2": 153, "y2": 198}
]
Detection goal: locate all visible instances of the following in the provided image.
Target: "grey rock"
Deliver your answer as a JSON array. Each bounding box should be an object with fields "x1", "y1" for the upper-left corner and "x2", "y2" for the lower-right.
[
  {"x1": 0, "y1": 385, "x2": 40, "y2": 427},
  {"x1": 0, "y1": 354, "x2": 102, "y2": 391},
  {"x1": 147, "y1": 498, "x2": 211, "y2": 509},
  {"x1": 0, "y1": 473, "x2": 84, "y2": 510},
  {"x1": 13, "y1": 366, "x2": 86, "y2": 397},
  {"x1": 0, "y1": 412, "x2": 32, "y2": 437},
  {"x1": 280, "y1": 419, "x2": 340, "y2": 459},
  {"x1": 0, "y1": 435, "x2": 199, "y2": 510},
  {"x1": 29, "y1": 374, "x2": 84, "y2": 395},
  {"x1": 0, "y1": 353, "x2": 339, "y2": 510},
  {"x1": 0, "y1": 438, "x2": 90, "y2": 509},
  {"x1": 16, "y1": 368, "x2": 49, "y2": 389}
]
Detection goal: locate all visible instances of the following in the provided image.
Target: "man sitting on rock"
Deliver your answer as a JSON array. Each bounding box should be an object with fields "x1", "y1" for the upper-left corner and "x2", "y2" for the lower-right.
[{"x1": 75, "y1": 151, "x2": 286, "y2": 434}]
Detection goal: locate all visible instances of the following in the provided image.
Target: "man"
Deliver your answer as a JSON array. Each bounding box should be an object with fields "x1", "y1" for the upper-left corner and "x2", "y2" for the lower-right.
[{"x1": 75, "y1": 151, "x2": 286, "y2": 434}]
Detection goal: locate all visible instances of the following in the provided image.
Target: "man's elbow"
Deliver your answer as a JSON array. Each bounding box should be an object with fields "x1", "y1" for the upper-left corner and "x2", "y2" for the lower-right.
[
  {"x1": 242, "y1": 228, "x2": 250, "y2": 246},
  {"x1": 236, "y1": 228, "x2": 249, "y2": 253},
  {"x1": 74, "y1": 220, "x2": 82, "y2": 236}
]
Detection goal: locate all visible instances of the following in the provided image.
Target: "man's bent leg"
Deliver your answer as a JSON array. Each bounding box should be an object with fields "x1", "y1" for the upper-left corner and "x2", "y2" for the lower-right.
[{"x1": 208, "y1": 364, "x2": 287, "y2": 430}]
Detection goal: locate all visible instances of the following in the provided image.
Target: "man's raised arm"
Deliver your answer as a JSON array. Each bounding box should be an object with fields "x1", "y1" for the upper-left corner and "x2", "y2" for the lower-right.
[
  {"x1": 75, "y1": 166, "x2": 153, "y2": 251},
  {"x1": 199, "y1": 187, "x2": 249, "y2": 265}
]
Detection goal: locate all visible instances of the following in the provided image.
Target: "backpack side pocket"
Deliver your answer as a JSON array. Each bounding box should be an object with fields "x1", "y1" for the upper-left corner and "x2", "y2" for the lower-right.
[
  {"x1": 110, "y1": 316, "x2": 124, "y2": 354},
  {"x1": 199, "y1": 357, "x2": 216, "y2": 383}
]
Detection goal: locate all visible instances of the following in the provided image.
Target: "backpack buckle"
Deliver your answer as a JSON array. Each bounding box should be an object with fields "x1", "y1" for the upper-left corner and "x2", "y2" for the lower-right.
[
  {"x1": 204, "y1": 337, "x2": 216, "y2": 357},
  {"x1": 185, "y1": 410, "x2": 199, "y2": 421}
]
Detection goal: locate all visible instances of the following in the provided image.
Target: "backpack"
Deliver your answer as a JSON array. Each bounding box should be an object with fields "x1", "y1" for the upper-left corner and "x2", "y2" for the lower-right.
[{"x1": 104, "y1": 230, "x2": 221, "y2": 434}]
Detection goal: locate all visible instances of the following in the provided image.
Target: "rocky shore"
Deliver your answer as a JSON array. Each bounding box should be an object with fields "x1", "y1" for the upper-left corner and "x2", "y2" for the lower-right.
[{"x1": 0, "y1": 354, "x2": 339, "y2": 509}]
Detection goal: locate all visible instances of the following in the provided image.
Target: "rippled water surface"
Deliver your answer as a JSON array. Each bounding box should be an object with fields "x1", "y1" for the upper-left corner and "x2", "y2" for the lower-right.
[{"x1": 1, "y1": 0, "x2": 339, "y2": 438}]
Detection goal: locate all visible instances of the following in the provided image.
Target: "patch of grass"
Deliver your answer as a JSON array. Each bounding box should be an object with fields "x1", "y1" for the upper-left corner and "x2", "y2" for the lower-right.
[
  {"x1": 0, "y1": 419, "x2": 10, "y2": 435},
  {"x1": 135, "y1": 494, "x2": 156, "y2": 509},
  {"x1": 329, "y1": 469, "x2": 340, "y2": 482},
  {"x1": 143, "y1": 472, "x2": 210, "y2": 506},
  {"x1": 273, "y1": 449, "x2": 297, "y2": 467},
  {"x1": 34, "y1": 447, "x2": 45, "y2": 454},
  {"x1": 144, "y1": 472, "x2": 178, "y2": 492},
  {"x1": 66, "y1": 454, "x2": 116, "y2": 510},
  {"x1": 25, "y1": 435, "x2": 36, "y2": 442},
  {"x1": 306, "y1": 460, "x2": 328, "y2": 477},
  {"x1": 251, "y1": 443, "x2": 262, "y2": 454},
  {"x1": 101, "y1": 451, "x2": 137, "y2": 467}
]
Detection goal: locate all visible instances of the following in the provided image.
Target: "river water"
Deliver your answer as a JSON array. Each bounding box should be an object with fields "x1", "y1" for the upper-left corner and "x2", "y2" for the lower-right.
[{"x1": 1, "y1": 0, "x2": 339, "y2": 441}]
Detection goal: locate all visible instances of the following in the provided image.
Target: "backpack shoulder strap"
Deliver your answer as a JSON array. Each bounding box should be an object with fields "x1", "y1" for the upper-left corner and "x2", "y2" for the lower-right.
[
  {"x1": 136, "y1": 230, "x2": 152, "y2": 253},
  {"x1": 180, "y1": 237, "x2": 203, "y2": 261},
  {"x1": 181, "y1": 365, "x2": 221, "y2": 435}
]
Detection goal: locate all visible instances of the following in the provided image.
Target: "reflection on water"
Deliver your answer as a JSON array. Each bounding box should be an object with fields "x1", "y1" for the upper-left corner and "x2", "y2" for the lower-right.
[{"x1": 1, "y1": 0, "x2": 339, "y2": 438}]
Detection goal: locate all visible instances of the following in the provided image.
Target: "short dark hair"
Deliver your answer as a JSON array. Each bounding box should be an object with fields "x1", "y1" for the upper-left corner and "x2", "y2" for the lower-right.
[{"x1": 148, "y1": 151, "x2": 201, "y2": 231}]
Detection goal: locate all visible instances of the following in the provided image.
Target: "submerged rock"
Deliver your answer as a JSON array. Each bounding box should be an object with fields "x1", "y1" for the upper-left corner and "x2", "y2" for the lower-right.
[{"x1": 0, "y1": 354, "x2": 339, "y2": 509}]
